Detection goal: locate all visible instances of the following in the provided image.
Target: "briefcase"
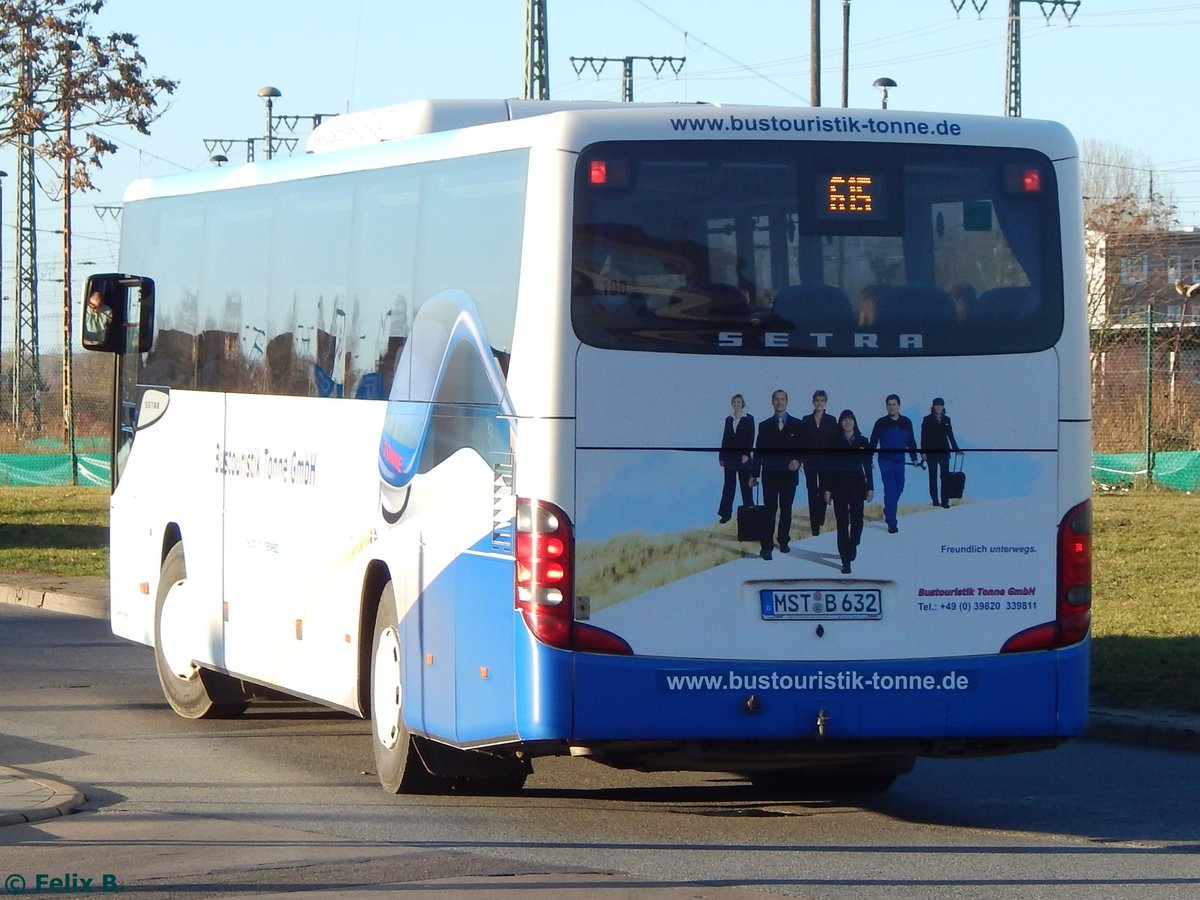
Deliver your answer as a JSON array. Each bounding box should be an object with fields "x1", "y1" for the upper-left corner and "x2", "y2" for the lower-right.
[
  {"x1": 737, "y1": 488, "x2": 770, "y2": 542},
  {"x1": 944, "y1": 457, "x2": 966, "y2": 501}
]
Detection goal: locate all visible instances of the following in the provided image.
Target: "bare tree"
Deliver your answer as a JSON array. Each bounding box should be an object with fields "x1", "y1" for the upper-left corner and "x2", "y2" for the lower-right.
[
  {"x1": 1081, "y1": 139, "x2": 1176, "y2": 350},
  {"x1": 0, "y1": 0, "x2": 175, "y2": 467},
  {"x1": 0, "y1": 0, "x2": 177, "y2": 190}
]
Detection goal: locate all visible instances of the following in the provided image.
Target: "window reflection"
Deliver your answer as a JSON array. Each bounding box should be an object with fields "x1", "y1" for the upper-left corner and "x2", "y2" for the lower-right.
[{"x1": 122, "y1": 151, "x2": 528, "y2": 397}]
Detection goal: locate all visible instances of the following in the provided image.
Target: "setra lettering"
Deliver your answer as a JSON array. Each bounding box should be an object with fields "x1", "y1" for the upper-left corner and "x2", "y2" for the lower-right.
[{"x1": 718, "y1": 331, "x2": 925, "y2": 350}]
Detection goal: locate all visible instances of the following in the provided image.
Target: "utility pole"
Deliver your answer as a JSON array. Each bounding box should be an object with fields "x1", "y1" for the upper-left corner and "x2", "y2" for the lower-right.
[
  {"x1": 61, "y1": 41, "x2": 77, "y2": 481},
  {"x1": 1006, "y1": 0, "x2": 1079, "y2": 116},
  {"x1": 524, "y1": 0, "x2": 550, "y2": 100},
  {"x1": 13, "y1": 23, "x2": 43, "y2": 435},
  {"x1": 953, "y1": 0, "x2": 1080, "y2": 117},
  {"x1": 841, "y1": 0, "x2": 851, "y2": 107},
  {"x1": 811, "y1": 0, "x2": 821, "y2": 107},
  {"x1": 569, "y1": 55, "x2": 685, "y2": 102}
]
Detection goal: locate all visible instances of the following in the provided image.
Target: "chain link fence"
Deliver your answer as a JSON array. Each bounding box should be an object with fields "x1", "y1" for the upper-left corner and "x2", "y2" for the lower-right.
[
  {"x1": 1091, "y1": 316, "x2": 1200, "y2": 490},
  {"x1": 0, "y1": 350, "x2": 113, "y2": 486}
]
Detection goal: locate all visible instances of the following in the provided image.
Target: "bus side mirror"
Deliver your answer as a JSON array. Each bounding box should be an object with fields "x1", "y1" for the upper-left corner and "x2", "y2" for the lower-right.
[{"x1": 82, "y1": 273, "x2": 155, "y2": 353}]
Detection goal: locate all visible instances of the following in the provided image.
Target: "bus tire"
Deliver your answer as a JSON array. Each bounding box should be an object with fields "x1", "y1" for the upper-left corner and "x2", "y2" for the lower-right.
[
  {"x1": 154, "y1": 543, "x2": 248, "y2": 719},
  {"x1": 370, "y1": 583, "x2": 442, "y2": 794}
]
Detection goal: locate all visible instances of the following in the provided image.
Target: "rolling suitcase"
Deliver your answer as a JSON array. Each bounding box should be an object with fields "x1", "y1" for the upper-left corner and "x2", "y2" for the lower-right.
[
  {"x1": 944, "y1": 455, "x2": 966, "y2": 501},
  {"x1": 737, "y1": 487, "x2": 770, "y2": 542}
]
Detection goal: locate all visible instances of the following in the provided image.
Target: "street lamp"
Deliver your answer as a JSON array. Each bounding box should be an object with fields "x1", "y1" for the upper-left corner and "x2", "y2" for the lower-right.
[
  {"x1": 257, "y1": 86, "x2": 281, "y2": 160},
  {"x1": 210, "y1": 154, "x2": 228, "y2": 167},
  {"x1": 873, "y1": 77, "x2": 896, "y2": 110}
]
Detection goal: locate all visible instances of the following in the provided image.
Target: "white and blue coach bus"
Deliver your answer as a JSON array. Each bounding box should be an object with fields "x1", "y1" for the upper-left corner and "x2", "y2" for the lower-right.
[{"x1": 83, "y1": 99, "x2": 1091, "y2": 793}]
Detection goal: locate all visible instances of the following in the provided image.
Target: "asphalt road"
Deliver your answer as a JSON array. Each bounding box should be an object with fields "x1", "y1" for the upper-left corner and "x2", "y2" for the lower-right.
[{"x1": 2, "y1": 604, "x2": 1199, "y2": 900}]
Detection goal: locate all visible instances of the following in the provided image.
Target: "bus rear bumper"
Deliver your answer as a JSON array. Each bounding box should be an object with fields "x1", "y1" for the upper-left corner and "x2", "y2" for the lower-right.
[
  {"x1": 558, "y1": 735, "x2": 1059, "y2": 774},
  {"x1": 516, "y1": 639, "x2": 1090, "y2": 752}
]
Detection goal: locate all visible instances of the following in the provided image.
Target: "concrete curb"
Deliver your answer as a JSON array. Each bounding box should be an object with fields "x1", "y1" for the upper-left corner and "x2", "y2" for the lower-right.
[
  {"x1": 0, "y1": 581, "x2": 108, "y2": 620},
  {"x1": 0, "y1": 765, "x2": 85, "y2": 827},
  {"x1": 1085, "y1": 707, "x2": 1200, "y2": 754}
]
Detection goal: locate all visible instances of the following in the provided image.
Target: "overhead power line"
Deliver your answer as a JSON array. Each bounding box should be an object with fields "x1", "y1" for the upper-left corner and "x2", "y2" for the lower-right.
[
  {"x1": 632, "y1": 0, "x2": 806, "y2": 101},
  {"x1": 569, "y1": 55, "x2": 686, "y2": 102},
  {"x1": 953, "y1": 0, "x2": 1080, "y2": 116}
]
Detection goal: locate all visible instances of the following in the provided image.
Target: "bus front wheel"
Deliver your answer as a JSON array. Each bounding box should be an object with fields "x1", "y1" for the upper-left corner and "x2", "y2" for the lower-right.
[
  {"x1": 370, "y1": 584, "x2": 442, "y2": 793},
  {"x1": 153, "y1": 543, "x2": 248, "y2": 719}
]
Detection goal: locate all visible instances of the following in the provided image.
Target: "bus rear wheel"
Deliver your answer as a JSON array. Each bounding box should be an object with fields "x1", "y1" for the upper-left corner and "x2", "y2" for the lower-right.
[
  {"x1": 370, "y1": 584, "x2": 443, "y2": 793},
  {"x1": 153, "y1": 543, "x2": 248, "y2": 719}
]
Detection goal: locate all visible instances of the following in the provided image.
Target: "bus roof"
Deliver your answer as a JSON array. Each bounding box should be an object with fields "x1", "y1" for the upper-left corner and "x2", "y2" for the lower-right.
[
  {"x1": 304, "y1": 98, "x2": 634, "y2": 153},
  {"x1": 122, "y1": 100, "x2": 1077, "y2": 204}
]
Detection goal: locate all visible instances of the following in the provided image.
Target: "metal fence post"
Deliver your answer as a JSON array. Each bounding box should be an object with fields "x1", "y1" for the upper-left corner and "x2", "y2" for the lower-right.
[{"x1": 1145, "y1": 303, "x2": 1153, "y2": 486}]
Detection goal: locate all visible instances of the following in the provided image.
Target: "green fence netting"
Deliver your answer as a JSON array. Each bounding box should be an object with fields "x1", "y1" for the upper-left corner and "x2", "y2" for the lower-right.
[
  {"x1": 1092, "y1": 451, "x2": 1200, "y2": 492},
  {"x1": 0, "y1": 454, "x2": 111, "y2": 487},
  {"x1": 2, "y1": 451, "x2": 1196, "y2": 492}
]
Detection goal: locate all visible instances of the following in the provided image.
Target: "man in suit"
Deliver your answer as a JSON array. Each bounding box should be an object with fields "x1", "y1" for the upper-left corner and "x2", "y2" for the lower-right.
[
  {"x1": 798, "y1": 388, "x2": 839, "y2": 537},
  {"x1": 750, "y1": 389, "x2": 804, "y2": 560}
]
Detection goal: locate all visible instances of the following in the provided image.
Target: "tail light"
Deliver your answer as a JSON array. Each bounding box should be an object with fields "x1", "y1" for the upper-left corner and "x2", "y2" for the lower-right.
[
  {"x1": 515, "y1": 498, "x2": 632, "y2": 655},
  {"x1": 1001, "y1": 500, "x2": 1092, "y2": 653}
]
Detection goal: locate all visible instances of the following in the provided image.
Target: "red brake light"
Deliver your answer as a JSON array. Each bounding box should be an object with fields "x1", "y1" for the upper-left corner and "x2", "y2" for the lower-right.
[
  {"x1": 514, "y1": 498, "x2": 632, "y2": 655},
  {"x1": 1001, "y1": 500, "x2": 1091, "y2": 653},
  {"x1": 590, "y1": 160, "x2": 607, "y2": 185},
  {"x1": 1004, "y1": 163, "x2": 1043, "y2": 195}
]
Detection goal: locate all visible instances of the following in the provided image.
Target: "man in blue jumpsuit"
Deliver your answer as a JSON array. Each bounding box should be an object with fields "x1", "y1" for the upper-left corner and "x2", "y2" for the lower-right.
[{"x1": 868, "y1": 394, "x2": 919, "y2": 534}]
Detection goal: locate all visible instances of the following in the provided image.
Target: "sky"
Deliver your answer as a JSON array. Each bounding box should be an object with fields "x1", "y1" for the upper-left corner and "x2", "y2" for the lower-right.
[{"x1": 3, "y1": 0, "x2": 1200, "y2": 317}]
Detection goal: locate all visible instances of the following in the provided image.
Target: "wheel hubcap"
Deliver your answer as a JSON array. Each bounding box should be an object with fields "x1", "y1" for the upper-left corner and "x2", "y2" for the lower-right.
[
  {"x1": 372, "y1": 625, "x2": 403, "y2": 749},
  {"x1": 159, "y1": 578, "x2": 200, "y2": 681}
]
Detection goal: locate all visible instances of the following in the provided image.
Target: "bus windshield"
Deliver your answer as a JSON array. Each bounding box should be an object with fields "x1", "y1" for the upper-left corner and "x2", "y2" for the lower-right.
[{"x1": 571, "y1": 140, "x2": 1064, "y2": 356}]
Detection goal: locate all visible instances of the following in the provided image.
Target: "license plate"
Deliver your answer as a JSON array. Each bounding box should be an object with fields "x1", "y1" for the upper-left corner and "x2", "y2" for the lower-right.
[{"x1": 760, "y1": 588, "x2": 882, "y2": 620}]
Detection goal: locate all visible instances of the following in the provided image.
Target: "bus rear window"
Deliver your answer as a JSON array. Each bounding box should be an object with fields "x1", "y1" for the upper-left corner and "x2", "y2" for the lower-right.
[{"x1": 570, "y1": 141, "x2": 1064, "y2": 356}]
